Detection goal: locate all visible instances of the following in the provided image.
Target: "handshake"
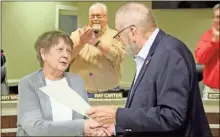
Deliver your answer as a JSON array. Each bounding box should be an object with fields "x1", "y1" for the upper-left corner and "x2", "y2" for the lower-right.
[{"x1": 83, "y1": 106, "x2": 117, "y2": 136}]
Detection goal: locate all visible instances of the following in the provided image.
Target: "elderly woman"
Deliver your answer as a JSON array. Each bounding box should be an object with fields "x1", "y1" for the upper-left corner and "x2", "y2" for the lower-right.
[{"x1": 16, "y1": 31, "x2": 108, "y2": 136}]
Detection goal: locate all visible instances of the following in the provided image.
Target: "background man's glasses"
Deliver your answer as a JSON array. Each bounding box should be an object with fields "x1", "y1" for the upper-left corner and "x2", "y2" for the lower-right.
[{"x1": 89, "y1": 14, "x2": 106, "y2": 19}]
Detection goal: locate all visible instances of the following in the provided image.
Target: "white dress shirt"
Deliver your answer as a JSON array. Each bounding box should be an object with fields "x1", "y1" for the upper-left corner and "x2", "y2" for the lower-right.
[
  {"x1": 129, "y1": 28, "x2": 159, "y2": 97},
  {"x1": 45, "y1": 78, "x2": 72, "y2": 121},
  {"x1": 134, "y1": 28, "x2": 160, "y2": 83}
]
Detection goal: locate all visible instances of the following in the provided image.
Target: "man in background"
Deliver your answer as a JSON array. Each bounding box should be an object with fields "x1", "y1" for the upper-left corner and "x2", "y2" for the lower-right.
[
  {"x1": 69, "y1": 2, "x2": 125, "y2": 95},
  {"x1": 195, "y1": 4, "x2": 219, "y2": 99}
]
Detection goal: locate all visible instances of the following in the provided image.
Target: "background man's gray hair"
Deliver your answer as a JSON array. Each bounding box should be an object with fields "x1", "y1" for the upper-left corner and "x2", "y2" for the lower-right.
[
  {"x1": 115, "y1": 2, "x2": 156, "y2": 34},
  {"x1": 89, "y1": 2, "x2": 108, "y2": 15},
  {"x1": 213, "y1": 4, "x2": 219, "y2": 12}
]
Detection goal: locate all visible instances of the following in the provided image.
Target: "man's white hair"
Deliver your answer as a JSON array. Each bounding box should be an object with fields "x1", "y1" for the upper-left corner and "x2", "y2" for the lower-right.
[
  {"x1": 89, "y1": 2, "x2": 108, "y2": 15},
  {"x1": 213, "y1": 4, "x2": 219, "y2": 12},
  {"x1": 115, "y1": 2, "x2": 156, "y2": 34}
]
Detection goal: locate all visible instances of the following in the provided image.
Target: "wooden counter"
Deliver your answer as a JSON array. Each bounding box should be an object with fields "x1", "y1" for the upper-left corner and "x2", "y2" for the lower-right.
[{"x1": 1, "y1": 98, "x2": 219, "y2": 136}]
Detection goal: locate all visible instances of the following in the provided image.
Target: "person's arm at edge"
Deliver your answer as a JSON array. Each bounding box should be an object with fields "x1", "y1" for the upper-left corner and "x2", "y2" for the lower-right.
[{"x1": 195, "y1": 30, "x2": 219, "y2": 65}]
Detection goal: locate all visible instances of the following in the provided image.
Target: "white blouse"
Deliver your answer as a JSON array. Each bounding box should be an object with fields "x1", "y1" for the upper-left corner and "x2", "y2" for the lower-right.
[{"x1": 45, "y1": 78, "x2": 72, "y2": 121}]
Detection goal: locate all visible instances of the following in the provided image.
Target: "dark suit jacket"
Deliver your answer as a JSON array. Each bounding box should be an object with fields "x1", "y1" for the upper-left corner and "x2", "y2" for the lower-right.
[{"x1": 115, "y1": 30, "x2": 212, "y2": 137}]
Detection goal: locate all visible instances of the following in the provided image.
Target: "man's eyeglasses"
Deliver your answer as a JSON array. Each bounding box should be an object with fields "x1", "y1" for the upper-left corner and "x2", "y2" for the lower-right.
[
  {"x1": 113, "y1": 25, "x2": 135, "y2": 39},
  {"x1": 89, "y1": 14, "x2": 106, "y2": 19}
]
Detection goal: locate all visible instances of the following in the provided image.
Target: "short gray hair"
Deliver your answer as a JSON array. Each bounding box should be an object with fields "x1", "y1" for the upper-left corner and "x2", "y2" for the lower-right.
[
  {"x1": 34, "y1": 31, "x2": 73, "y2": 67},
  {"x1": 213, "y1": 4, "x2": 219, "y2": 12},
  {"x1": 115, "y1": 2, "x2": 156, "y2": 34},
  {"x1": 89, "y1": 2, "x2": 108, "y2": 15}
]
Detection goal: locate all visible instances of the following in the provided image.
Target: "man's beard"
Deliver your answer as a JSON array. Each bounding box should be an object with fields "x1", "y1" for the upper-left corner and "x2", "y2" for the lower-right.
[{"x1": 125, "y1": 43, "x2": 137, "y2": 56}]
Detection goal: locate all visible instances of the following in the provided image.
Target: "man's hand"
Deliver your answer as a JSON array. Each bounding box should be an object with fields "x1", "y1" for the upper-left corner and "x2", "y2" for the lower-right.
[
  {"x1": 92, "y1": 127, "x2": 113, "y2": 136},
  {"x1": 102, "y1": 124, "x2": 115, "y2": 136},
  {"x1": 75, "y1": 27, "x2": 94, "y2": 47},
  {"x1": 87, "y1": 33, "x2": 98, "y2": 46},
  {"x1": 84, "y1": 119, "x2": 100, "y2": 136},
  {"x1": 84, "y1": 119, "x2": 113, "y2": 136},
  {"x1": 87, "y1": 106, "x2": 117, "y2": 125}
]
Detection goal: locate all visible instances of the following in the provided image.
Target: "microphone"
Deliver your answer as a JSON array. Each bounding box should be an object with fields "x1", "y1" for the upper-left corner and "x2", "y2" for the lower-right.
[
  {"x1": 92, "y1": 24, "x2": 101, "y2": 36},
  {"x1": 89, "y1": 72, "x2": 99, "y2": 93}
]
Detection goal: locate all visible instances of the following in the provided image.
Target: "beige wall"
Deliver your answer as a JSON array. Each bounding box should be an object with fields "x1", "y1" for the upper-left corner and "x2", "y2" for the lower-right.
[
  {"x1": 2, "y1": 2, "x2": 77, "y2": 80},
  {"x1": 2, "y1": 2, "x2": 212, "y2": 87}
]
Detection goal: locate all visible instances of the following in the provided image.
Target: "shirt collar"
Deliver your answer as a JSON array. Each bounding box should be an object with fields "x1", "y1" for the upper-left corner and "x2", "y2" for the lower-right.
[{"x1": 135, "y1": 28, "x2": 159, "y2": 60}]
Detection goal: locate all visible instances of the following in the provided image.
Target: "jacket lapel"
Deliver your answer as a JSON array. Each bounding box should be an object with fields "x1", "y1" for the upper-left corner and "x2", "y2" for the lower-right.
[
  {"x1": 125, "y1": 73, "x2": 136, "y2": 107},
  {"x1": 64, "y1": 73, "x2": 83, "y2": 119},
  {"x1": 126, "y1": 56, "x2": 152, "y2": 107},
  {"x1": 126, "y1": 30, "x2": 165, "y2": 107},
  {"x1": 36, "y1": 70, "x2": 53, "y2": 121}
]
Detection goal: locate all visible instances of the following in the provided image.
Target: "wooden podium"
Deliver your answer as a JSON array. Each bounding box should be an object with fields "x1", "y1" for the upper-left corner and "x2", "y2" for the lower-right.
[{"x1": 1, "y1": 94, "x2": 219, "y2": 137}]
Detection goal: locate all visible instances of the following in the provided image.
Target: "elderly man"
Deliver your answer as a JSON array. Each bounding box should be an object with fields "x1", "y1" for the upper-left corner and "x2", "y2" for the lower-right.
[
  {"x1": 87, "y1": 2, "x2": 212, "y2": 137},
  {"x1": 69, "y1": 2, "x2": 125, "y2": 95},
  {"x1": 195, "y1": 4, "x2": 219, "y2": 100}
]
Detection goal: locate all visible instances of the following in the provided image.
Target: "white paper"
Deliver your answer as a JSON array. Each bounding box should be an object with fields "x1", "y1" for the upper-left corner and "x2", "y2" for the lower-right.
[{"x1": 39, "y1": 83, "x2": 91, "y2": 118}]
